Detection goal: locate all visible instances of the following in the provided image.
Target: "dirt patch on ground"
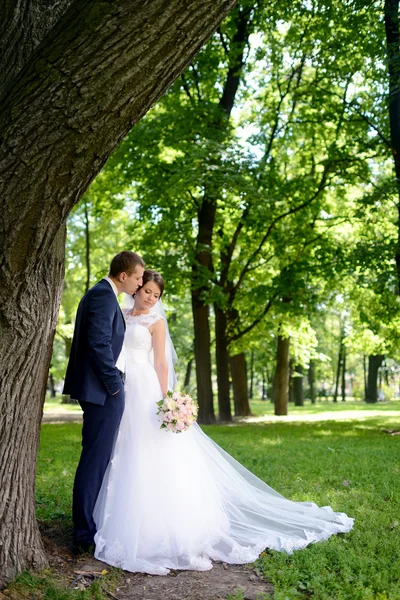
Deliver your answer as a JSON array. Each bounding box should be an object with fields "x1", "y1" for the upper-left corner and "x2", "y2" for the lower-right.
[
  {"x1": 114, "y1": 563, "x2": 272, "y2": 600},
  {"x1": 39, "y1": 522, "x2": 273, "y2": 600}
]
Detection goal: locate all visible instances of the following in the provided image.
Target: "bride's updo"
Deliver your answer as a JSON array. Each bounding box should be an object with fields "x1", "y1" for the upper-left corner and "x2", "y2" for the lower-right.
[{"x1": 138, "y1": 269, "x2": 165, "y2": 297}]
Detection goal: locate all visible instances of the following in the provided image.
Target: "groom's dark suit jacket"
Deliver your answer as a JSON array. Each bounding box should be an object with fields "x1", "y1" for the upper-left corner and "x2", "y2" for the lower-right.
[{"x1": 63, "y1": 279, "x2": 126, "y2": 405}]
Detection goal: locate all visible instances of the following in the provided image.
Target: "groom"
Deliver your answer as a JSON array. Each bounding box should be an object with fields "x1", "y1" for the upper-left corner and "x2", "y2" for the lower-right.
[{"x1": 63, "y1": 250, "x2": 145, "y2": 553}]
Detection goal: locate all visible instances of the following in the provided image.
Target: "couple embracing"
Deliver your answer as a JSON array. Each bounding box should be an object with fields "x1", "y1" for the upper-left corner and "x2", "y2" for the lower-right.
[{"x1": 63, "y1": 251, "x2": 354, "y2": 576}]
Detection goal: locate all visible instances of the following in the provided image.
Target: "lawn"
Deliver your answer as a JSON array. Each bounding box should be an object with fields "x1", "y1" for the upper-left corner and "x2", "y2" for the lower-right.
[{"x1": 27, "y1": 402, "x2": 400, "y2": 598}]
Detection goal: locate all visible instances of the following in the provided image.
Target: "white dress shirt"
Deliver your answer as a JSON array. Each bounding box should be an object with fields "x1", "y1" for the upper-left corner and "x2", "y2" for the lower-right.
[{"x1": 103, "y1": 277, "x2": 126, "y2": 374}]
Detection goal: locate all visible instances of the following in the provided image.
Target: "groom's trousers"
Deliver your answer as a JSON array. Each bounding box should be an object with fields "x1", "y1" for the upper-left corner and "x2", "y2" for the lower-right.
[{"x1": 72, "y1": 389, "x2": 125, "y2": 545}]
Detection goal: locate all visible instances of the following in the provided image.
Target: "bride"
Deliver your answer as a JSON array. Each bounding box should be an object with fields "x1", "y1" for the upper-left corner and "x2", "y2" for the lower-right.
[{"x1": 93, "y1": 269, "x2": 354, "y2": 575}]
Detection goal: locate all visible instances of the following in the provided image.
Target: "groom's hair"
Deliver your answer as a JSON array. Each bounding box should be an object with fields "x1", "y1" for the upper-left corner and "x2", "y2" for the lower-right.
[{"x1": 109, "y1": 251, "x2": 145, "y2": 277}]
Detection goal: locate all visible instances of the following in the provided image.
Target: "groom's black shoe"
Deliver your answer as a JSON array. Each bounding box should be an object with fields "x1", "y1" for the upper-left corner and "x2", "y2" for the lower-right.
[{"x1": 72, "y1": 540, "x2": 95, "y2": 556}]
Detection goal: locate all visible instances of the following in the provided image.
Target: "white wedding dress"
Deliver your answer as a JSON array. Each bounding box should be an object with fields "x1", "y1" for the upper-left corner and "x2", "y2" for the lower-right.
[{"x1": 93, "y1": 312, "x2": 354, "y2": 575}]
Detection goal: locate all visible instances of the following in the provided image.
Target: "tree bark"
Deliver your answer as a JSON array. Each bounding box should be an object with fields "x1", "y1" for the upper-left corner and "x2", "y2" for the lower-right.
[
  {"x1": 230, "y1": 352, "x2": 251, "y2": 417},
  {"x1": 0, "y1": 0, "x2": 237, "y2": 585},
  {"x1": 366, "y1": 355, "x2": 385, "y2": 403},
  {"x1": 0, "y1": 226, "x2": 66, "y2": 587},
  {"x1": 308, "y1": 360, "x2": 316, "y2": 404},
  {"x1": 273, "y1": 335, "x2": 290, "y2": 416},
  {"x1": 0, "y1": 0, "x2": 74, "y2": 96},
  {"x1": 384, "y1": 0, "x2": 400, "y2": 291},
  {"x1": 293, "y1": 365, "x2": 304, "y2": 407}
]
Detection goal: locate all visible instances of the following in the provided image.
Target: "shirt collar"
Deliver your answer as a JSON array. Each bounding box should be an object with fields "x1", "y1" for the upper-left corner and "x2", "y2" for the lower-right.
[{"x1": 103, "y1": 276, "x2": 119, "y2": 297}]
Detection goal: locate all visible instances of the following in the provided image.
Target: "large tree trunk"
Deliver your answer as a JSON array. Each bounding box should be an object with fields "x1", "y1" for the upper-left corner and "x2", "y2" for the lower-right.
[
  {"x1": 366, "y1": 355, "x2": 385, "y2": 403},
  {"x1": 0, "y1": 1, "x2": 75, "y2": 96},
  {"x1": 273, "y1": 335, "x2": 290, "y2": 416},
  {"x1": 208, "y1": 6, "x2": 253, "y2": 418},
  {"x1": 0, "y1": 226, "x2": 65, "y2": 587},
  {"x1": 191, "y1": 195, "x2": 218, "y2": 424},
  {"x1": 293, "y1": 365, "x2": 304, "y2": 407},
  {"x1": 385, "y1": 0, "x2": 400, "y2": 292},
  {"x1": 214, "y1": 305, "x2": 232, "y2": 421},
  {"x1": 0, "y1": 0, "x2": 236, "y2": 585},
  {"x1": 230, "y1": 353, "x2": 251, "y2": 417}
]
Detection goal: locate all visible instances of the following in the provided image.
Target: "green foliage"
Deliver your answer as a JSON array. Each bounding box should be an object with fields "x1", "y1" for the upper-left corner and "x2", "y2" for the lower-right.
[{"x1": 51, "y1": 0, "x2": 400, "y2": 405}]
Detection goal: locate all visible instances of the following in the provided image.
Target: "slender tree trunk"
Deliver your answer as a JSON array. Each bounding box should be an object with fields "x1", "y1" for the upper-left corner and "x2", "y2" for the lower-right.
[
  {"x1": 270, "y1": 370, "x2": 276, "y2": 404},
  {"x1": 273, "y1": 335, "x2": 290, "y2": 416},
  {"x1": 293, "y1": 365, "x2": 304, "y2": 407},
  {"x1": 333, "y1": 343, "x2": 343, "y2": 403},
  {"x1": 341, "y1": 345, "x2": 346, "y2": 402},
  {"x1": 230, "y1": 353, "x2": 251, "y2": 417},
  {"x1": 308, "y1": 360, "x2": 316, "y2": 404},
  {"x1": 0, "y1": 0, "x2": 237, "y2": 584},
  {"x1": 366, "y1": 355, "x2": 385, "y2": 403},
  {"x1": 384, "y1": 359, "x2": 390, "y2": 385},
  {"x1": 191, "y1": 299, "x2": 216, "y2": 424},
  {"x1": 83, "y1": 197, "x2": 91, "y2": 294},
  {"x1": 184, "y1": 358, "x2": 193, "y2": 389},
  {"x1": 363, "y1": 355, "x2": 368, "y2": 401},
  {"x1": 288, "y1": 360, "x2": 294, "y2": 402},
  {"x1": 385, "y1": 0, "x2": 400, "y2": 292},
  {"x1": 249, "y1": 349, "x2": 254, "y2": 399},
  {"x1": 48, "y1": 372, "x2": 56, "y2": 398},
  {"x1": 262, "y1": 368, "x2": 267, "y2": 401},
  {"x1": 214, "y1": 305, "x2": 232, "y2": 421}
]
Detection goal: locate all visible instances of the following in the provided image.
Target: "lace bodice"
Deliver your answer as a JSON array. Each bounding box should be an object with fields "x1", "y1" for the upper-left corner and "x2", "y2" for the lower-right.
[{"x1": 123, "y1": 311, "x2": 163, "y2": 363}]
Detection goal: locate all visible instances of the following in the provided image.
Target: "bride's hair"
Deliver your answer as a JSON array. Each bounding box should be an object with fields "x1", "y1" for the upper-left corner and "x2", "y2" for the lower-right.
[{"x1": 138, "y1": 269, "x2": 165, "y2": 297}]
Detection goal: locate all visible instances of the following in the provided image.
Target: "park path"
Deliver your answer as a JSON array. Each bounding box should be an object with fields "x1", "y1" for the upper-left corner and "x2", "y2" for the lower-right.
[{"x1": 42, "y1": 406, "x2": 400, "y2": 425}]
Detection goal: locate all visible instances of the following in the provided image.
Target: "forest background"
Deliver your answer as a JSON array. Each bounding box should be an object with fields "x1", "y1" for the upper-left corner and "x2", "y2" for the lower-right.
[{"x1": 51, "y1": 0, "x2": 400, "y2": 424}]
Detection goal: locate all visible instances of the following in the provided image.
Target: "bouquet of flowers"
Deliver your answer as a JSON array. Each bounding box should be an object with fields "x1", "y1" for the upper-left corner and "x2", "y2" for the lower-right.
[{"x1": 156, "y1": 391, "x2": 198, "y2": 433}]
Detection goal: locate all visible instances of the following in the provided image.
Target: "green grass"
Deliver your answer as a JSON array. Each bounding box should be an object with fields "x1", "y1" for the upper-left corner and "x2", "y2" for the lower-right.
[
  {"x1": 32, "y1": 403, "x2": 400, "y2": 599},
  {"x1": 7, "y1": 571, "x2": 105, "y2": 600}
]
